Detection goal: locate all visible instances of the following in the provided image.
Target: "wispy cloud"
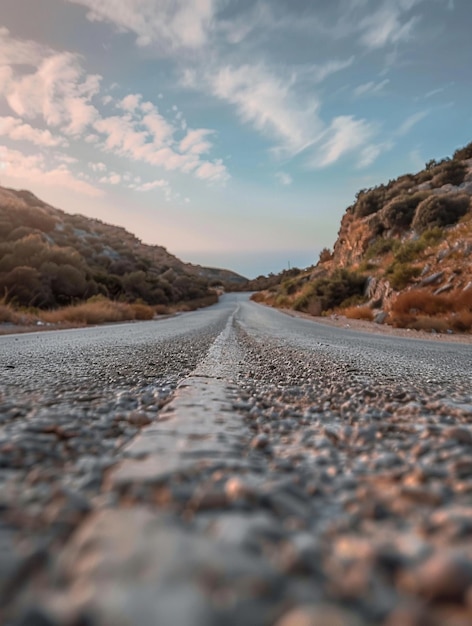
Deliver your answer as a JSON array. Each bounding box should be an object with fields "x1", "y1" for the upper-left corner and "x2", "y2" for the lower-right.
[
  {"x1": 3, "y1": 50, "x2": 100, "y2": 136},
  {"x1": 424, "y1": 87, "x2": 445, "y2": 99},
  {"x1": 315, "y1": 115, "x2": 377, "y2": 167},
  {"x1": 64, "y1": 0, "x2": 219, "y2": 50},
  {"x1": 209, "y1": 64, "x2": 321, "y2": 157},
  {"x1": 131, "y1": 179, "x2": 169, "y2": 192},
  {"x1": 92, "y1": 103, "x2": 228, "y2": 181},
  {"x1": 0, "y1": 116, "x2": 67, "y2": 147},
  {"x1": 353, "y1": 78, "x2": 390, "y2": 98},
  {"x1": 0, "y1": 30, "x2": 229, "y2": 188},
  {"x1": 358, "y1": 2, "x2": 421, "y2": 49},
  {"x1": 397, "y1": 110, "x2": 429, "y2": 135},
  {"x1": 275, "y1": 171, "x2": 293, "y2": 186},
  {"x1": 357, "y1": 141, "x2": 393, "y2": 168},
  {"x1": 180, "y1": 128, "x2": 214, "y2": 155},
  {"x1": 0, "y1": 26, "x2": 50, "y2": 66},
  {"x1": 0, "y1": 145, "x2": 103, "y2": 197},
  {"x1": 300, "y1": 57, "x2": 355, "y2": 84}
]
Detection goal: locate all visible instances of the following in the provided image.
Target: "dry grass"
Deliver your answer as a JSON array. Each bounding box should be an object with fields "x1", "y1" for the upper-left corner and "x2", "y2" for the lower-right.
[
  {"x1": 343, "y1": 305, "x2": 374, "y2": 321},
  {"x1": 0, "y1": 303, "x2": 38, "y2": 325},
  {"x1": 390, "y1": 288, "x2": 472, "y2": 332},
  {"x1": 0, "y1": 294, "x2": 220, "y2": 333},
  {"x1": 171, "y1": 293, "x2": 219, "y2": 312},
  {"x1": 450, "y1": 310, "x2": 472, "y2": 332},
  {"x1": 41, "y1": 299, "x2": 155, "y2": 325},
  {"x1": 250, "y1": 291, "x2": 277, "y2": 306},
  {"x1": 391, "y1": 290, "x2": 450, "y2": 316}
]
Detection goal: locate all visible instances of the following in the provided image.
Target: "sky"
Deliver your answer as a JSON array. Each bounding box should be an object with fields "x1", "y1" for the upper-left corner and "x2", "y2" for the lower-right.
[{"x1": 0, "y1": 0, "x2": 470, "y2": 278}]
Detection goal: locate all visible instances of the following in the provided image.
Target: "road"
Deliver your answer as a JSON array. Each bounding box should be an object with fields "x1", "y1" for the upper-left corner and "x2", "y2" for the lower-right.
[{"x1": 1, "y1": 293, "x2": 472, "y2": 625}]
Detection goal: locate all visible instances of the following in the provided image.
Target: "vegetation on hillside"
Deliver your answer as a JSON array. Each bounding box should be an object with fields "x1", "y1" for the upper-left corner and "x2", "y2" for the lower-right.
[
  {"x1": 0, "y1": 186, "x2": 220, "y2": 315},
  {"x1": 252, "y1": 139, "x2": 472, "y2": 333}
]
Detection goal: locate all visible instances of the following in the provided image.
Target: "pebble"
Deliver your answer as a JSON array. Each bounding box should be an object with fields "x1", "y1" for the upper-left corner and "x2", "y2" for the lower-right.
[
  {"x1": 275, "y1": 605, "x2": 362, "y2": 626},
  {"x1": 2, "y1": 303, "x2": 472, "y2": 625},
  {"x1": 399, "y1": 552, "x2": 472, "y2": 602}
]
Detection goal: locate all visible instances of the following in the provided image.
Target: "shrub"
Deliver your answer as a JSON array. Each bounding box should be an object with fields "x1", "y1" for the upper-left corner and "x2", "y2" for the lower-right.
[
  {"x1": 365, "y1": 237, "x2": 399, "y2": 259},
  {"x1": 391, "y1": 290, "x2": 450, "y2": 316},
  {"x1": 318, "y1": 248, "x2": 333, "y2": 263},
  {"x1": 40, "y1": 299, "x2": 155, "y2": 325},
  {"x1": 455, "y1": 288, "x2": 472, "y2": 311},
  {"x1": 354, "y1": 187, "x2": 386, "y2": 218},
  {"x1": 129, "y1": 303, "x2": 155, "y2": 320},
  {"x1": 453, "y1": 141, "x2": 472, "y2": 161},
  {"x1": 390, "y1": 288, "x2": 472, "y2": 333},
  {"x1": 0, "y1": 266, "x2": 47, "y2": 307},
  {"x1": 430, "y1": 160, "x2": 467, "y2": 187},
  {"x1": 381, "y1": 192, "x2": 430, "y2": 230},
  {"x1": 412, "y1": 194, "x2": 470, "y2": 233},
  {"x1": 394, "y1": 240, "x2": 426, "y2": 263},
  {"x1": 450, "y1": 310, "x2": 472, "y2": 332},
  {"x1": 293, "y1": 269, "x2": 366, "y2": 314},
  {"x1": 419, "y1": 227, "x2": 444, "y2": 247},
  {"x1": 407, "y1": 316, "x2": 450, "y2": 333},
  {"x1": 387, "y1": 263, "x2": 421, "y2": 290},
  {"x1": 342, "y1": 305, "x2": 374, "y2": 321}
]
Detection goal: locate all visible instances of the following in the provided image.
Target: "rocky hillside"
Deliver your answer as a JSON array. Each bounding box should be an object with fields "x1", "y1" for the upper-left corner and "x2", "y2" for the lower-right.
[
  {"x1": 254, "y1": 140, "x2": 472, "y2": 333},
  {"x1": 0, "y1": 186, "x2": 243, "y2": 309}
]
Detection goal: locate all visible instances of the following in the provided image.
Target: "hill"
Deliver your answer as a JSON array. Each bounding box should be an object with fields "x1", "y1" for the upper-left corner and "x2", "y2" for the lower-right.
[
  {"x1": 254, "y1": 140, "x2": 472, "y2": 333},
  {"x1": 0, "y1": 186, "x2": 244, "y2": 312}
]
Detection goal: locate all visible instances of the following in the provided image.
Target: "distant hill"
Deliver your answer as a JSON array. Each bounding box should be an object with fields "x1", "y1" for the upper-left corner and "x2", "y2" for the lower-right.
[
  {"x1": 254, "y1": 140, "x2": 472, "y2": 333},
  {"x1": 0, "y1": 186, "x2": 245, "y2": 309},
  {"x1": 188, "y1": 264, "x2": 248, "y2": 286}
]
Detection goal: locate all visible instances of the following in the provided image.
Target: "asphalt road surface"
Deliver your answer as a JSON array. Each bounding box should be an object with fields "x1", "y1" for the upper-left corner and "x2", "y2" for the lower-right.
[{"x1": 1, "y1": 293, "x2": 472, "y2": 625}]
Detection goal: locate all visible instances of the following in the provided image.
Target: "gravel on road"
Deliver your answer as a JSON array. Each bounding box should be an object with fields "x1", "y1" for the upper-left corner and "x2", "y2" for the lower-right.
[{"x1": 1, "y1": 293, "x2": 472, "y2": 626}]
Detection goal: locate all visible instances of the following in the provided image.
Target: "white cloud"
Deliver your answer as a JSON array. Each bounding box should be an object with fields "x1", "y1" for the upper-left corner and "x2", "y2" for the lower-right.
[
  {"x1": 275, "y1": 171, "x2": 293, "y2": 186},
  {"x1": 3, "y1": 51, "x2": 100, "y2": 136},
  {"x1": 424, "y1": 87, "x2": 444, "y2": 99},
  {"x1": 133, "y1": 179, "x2": 169, "y2": 192},
  {"x1": 306, "y1": 57, "x2": 355, "y2": 83},
  {"x1": 210, "y1": 64, "x2": 321, "y2": 157},
  {"x1": 0, "y1": 116, "x2": 67, "y2": 147},
  {"x1": 141, "y1": 108, "x2": 174, "y2": 145},
  {"x1": 0, "y1": 27, "x2": 51, "y2": 66},
  {"x1": 0, "y1": 145, "x2": 103, "y2": 197},
  {"x1": 94, "y1": 115, "x2": 148, "y2": 154},
  {"x1": 180, "y1": 128, "x2": 214, "y2": 155},
  {"x1": 194, "y1": 159, "x2": 229, "y2": 183},
  {"x1": 99, "y1": 172, "x2": 122, "y2": 184},
  {"x1": 353, "y1": 78, "x2": 390, "y2": 97},
  {"x1": 120, "y1": 93, "x2": 141, "y2": 112},
  {"x1": 359, "y1": 3, "x2": 421, "y2": 49},
  {"x1": 88, "y1": 161, "x2": 107, "y2": 172},
  {"x1": 357, "y1": 142, "x2": 393, "y2": 168},
  {"x1": 397, "y1": 110, "x2": 429, "y2": 135},
  {"x1": 65, "y1": 0, "x2": 218, "y2": 50},
  {"x1": 0, "y1": 28, "x2": 226, "y2": 186},
  {"x1": 316, "y1": 115, "x2": 376, "y2": 167}
]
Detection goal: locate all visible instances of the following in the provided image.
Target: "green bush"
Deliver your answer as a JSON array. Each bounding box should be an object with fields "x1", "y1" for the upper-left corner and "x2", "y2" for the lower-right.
[
  {"x1": 453, "y1": 141, "x2": 472, "y2": 161},
  {"x1": 354, "y1": 186, "x2": 386, "y2": 218},
  {"x1": 318, "y1": 247, "x2": 333, "y2": 263},
  {"x1": 419, "y1": 227, "x2": 444, "y2": 247},
  {"x1": 365, "y1": 238, "x2": 399, "y2": 260},
  {"x1": 412, "y1": 194, "x2": 470, "y2": 233},
  {"x1": 430, "y1": 160, "x2": 467, "y2": 187},
  {"x1": 381, "y1": 192, "x2": 429, "y2": 230},
  {"x1": 394, "y1": 240, "x2": 426, "y2": 263},
  {"x1": 387, "y1": 263, "x2": 421, "y2": 290},
  {"x1": 293, "y1": 269, "x2": 366, "y2": 313}
]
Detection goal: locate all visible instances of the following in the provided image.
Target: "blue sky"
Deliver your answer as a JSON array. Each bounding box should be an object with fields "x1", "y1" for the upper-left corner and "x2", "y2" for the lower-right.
[{"x1": 0, "y1": 0, "x2": 470, "y2": 277}]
